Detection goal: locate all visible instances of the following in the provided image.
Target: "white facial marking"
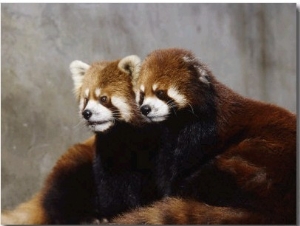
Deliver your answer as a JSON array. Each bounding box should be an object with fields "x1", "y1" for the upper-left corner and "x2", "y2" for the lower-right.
[
  {"x1": 152, "y1": 83, "x2": 158, "y2": 91},
  {"x1": 135, "y1": 89, "x2": 140, "y2": 104},
  {"x1": 167, "y1": 87, "x2": 187, "y2": 108},
  {"x1": 111, "y1": 96, "x2": 132, "y2": 122},
  {"x1": 85, "y1": 89, "x2": 90, "y2": 98},
  {"x1": 83, "y1": 100, "x2": 114, "y2": 132},
  {"x1": 140, "y1": 85, "x2": 145, "y2": 92},
  {"x1": 142, "y1": 97, "x2": 169, "y2": 121},
  {"x1": 93, "y1": 121, "x2": 114, "y2": 132},
  {"x1": 95, "y1": 88, "x2": 101, "y2": 98}
]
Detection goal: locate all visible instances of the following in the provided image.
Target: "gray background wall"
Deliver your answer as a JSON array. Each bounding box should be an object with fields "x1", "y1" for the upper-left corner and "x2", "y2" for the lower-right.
[{"x1": 1, "y1": 3, "x2": 296, "y2": 210}]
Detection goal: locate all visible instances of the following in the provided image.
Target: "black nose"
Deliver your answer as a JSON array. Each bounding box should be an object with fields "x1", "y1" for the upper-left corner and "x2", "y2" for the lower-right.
[
  {"x1": 140, "y1": 105, "x2": 151, "y2": 116},
  {"x1": 82, "y1": 109, "x2": 92, "y2": 120}
]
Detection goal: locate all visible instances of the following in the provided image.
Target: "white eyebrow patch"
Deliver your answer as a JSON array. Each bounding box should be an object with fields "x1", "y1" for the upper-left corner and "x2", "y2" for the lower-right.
[
  {"x1": 85, "y1": 89, "x2": 90, "y2": 98},
  {"x1": 167, "y1": 87, "x2": 187, "y2": 108},
  {"x1": 152, "y1": 83, "x2": 158, "y2": 91},
  {"x1": 140, "y1": 85, "x2": 145, "y2": 92},
  {"x1": 95, "y1": 88, "x2": 101, "y2": 97},
  {"x1": 135, "y1": 90, "x2": 140, "y2": 104},
  {"x1": 111, "y1": 96, "x2": 132, "y2": 122}
]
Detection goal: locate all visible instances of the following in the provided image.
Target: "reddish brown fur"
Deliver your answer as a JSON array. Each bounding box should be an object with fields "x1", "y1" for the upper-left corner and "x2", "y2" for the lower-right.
[
  {"x1": 1, "y1": 57, "x2": 143, "y2": 224},
  {"x1": 80, "y1": 60, "x2": 143, "y2": 125},
  {"x1": 81, "y1": 61, "x2": 133, "y2": 100},
  {"x1": 113, "y1": 197, "x2": 269, "y2": 224},
  {"x1": 42, "y1": 136, "x2": 96, "y2": 192},
  {"x1": 137, "y1": 49, "x2": 212, "y2": 107},
  {"x1": 112, "y1": 48, "x2": 296, "y2": 224},
  {"x1": 2, "y1": 50, "x2": 295, "y2": 224}
]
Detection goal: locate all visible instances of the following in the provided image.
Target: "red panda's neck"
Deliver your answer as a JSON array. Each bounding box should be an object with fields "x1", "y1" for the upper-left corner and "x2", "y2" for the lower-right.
[
  {"x1": 214, "y1": 79, "x2": 296, "y2": 147},
  {"x1": 212, "y1": 80, "x2": 254, "y2": 144}
]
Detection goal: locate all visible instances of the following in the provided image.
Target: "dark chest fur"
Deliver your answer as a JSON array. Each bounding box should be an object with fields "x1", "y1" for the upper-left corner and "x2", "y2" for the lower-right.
[
  {"x1": 156, "y1": 96, "x2": 296, "y2": 222},
  {"x1": 155, "y1": 110, "x2": 219, "y2": 196},
  {"x1": 93, "y1": 122, "x2": 163, "y2": 219}
]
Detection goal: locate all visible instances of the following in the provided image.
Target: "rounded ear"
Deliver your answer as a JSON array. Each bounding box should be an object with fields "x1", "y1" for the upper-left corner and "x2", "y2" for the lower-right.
[
  {"x1": 118, "y1": 55, "x2": 141, "y2": 85},
  {"x1": 182, "y1": 56, "x2": 210, "y2": 85},
  {"x1": 69, "y1": 60, "x2": 90, "y2": 95}
]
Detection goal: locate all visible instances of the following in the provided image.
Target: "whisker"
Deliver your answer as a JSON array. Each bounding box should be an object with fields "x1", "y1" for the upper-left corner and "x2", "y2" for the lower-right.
[
  {"x1": 167, "y1": 99, "x2": 177, "y2": 106},
  {"x1": 73, "y1": 119, "x2": 87, "y2": 131},
  {"x1": 168, "y1": 104, "x2": 177, "y2": 108},
  {"x1": 74, "y1": 118, "x2": 84, "y2": 127},
  {"x1": 188, "y1": 103, "x2": 199, "y2": 118},
  {"x1": 172, "y1": 108, "x2": 177, "y2": 116},
  {"x1": 188, "y1": 103, "x2": 195, "y2": 114}
]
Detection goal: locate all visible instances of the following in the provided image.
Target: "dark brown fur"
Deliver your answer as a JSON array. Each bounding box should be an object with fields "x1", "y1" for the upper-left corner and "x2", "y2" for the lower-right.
[{"x1": 112, "y1": 48, "x2": 296, "y2": 224}]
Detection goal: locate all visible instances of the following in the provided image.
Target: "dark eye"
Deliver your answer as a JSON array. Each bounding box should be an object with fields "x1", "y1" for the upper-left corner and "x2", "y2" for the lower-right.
[
  {"x1": 155, "y1": 90, "x2": 165, "y2": 99},
  {"x1": 100, "y1": 96, "x2": 107, "y2": 103}
]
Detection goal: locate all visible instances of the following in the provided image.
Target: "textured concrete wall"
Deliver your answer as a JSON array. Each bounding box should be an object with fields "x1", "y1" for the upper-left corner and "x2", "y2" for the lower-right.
[{"x1": 1, "y1": 3, "x2": 296, "y2": 209}]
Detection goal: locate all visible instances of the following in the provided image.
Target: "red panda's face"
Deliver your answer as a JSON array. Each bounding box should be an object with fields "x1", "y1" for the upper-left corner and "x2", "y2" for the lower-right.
[
  {"x1": 135, "y1": 48, "x2": 211, "y2": 122},
  {"x1": 70, "y1": 56, "x2": 141, "y2": 132}
]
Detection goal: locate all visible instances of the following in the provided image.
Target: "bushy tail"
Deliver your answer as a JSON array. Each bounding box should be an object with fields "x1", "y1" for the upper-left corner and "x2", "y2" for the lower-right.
[
  {"x1": 112, "y1": 197, "x2": 269, "y2": 224},
  {"x1": 1, "y1": 193, "x2": 48, "y2": 225}
]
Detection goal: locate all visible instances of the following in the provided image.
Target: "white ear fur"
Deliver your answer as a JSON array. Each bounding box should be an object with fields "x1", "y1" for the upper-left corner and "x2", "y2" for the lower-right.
[
  {"x1": 182, "y1": 56, "x2": 210, "y2": 85},
  {"x1": 197, "y1": 67, "x2": 210, "y2": 85},
  {"x1": 69, "y1": 60, "x2": 90, "y2": 94},
  {"x1": 118, "y1": 55, "x2": 141, "y2": 85}
]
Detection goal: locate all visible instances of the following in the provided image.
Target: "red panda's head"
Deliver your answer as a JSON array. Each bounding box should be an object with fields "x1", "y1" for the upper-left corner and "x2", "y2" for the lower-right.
[
  {"x1": 135, "y1": 48, "x2": 214, "y2": 122},
  {"x1": 70, "y1": 55, "x2": 142, "y2": 132}
]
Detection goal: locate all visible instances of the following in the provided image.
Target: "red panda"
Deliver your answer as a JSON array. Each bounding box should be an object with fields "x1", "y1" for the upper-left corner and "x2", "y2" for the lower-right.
[
  {"x1": 70, "y1": 57, "x2": 143, "y2": 132},
  {"x1": 1, "y1": 55, "x2": 163, "y2": 224},
  {"x1": 41, "y1": 55, "x2": 163, "y2": 224},
  {"x1": 111, "y1": 48, "x2": 296, "y2": 224}
]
